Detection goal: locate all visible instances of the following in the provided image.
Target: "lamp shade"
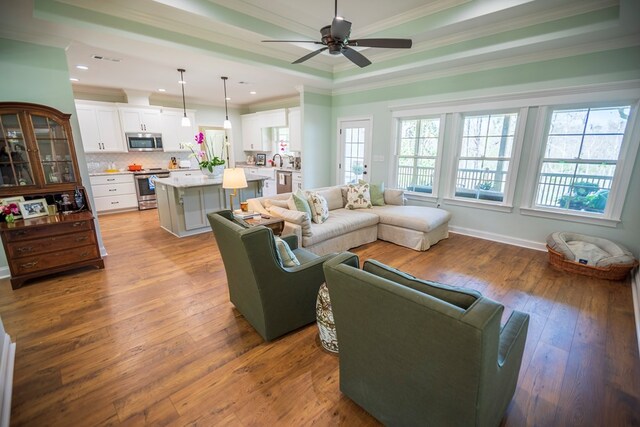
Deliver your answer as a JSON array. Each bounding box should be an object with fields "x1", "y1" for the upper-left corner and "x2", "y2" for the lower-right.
[
  {"x1": 223, "y1": 119, "x2": 232, "y2": 129},
  {"x1": 181, "y1": 115, "x2": 191, "y2": 127},
  {"x1": 222, "y1": 168, "x2": 247, "y2": 189}
]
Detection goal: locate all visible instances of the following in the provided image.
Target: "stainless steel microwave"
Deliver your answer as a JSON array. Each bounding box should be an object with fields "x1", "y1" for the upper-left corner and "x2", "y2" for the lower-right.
[{"x1": 126, "y1": 133, "x2": 163, "y2": 152}]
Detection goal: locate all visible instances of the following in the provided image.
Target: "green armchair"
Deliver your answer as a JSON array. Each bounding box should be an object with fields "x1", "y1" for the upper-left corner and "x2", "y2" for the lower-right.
[
  {"x1": 323, "y1": 252, "x2": 529, "y2": 427},
  {"x1": 208, "y1": 210, "x2": 335, "y2": 341}
]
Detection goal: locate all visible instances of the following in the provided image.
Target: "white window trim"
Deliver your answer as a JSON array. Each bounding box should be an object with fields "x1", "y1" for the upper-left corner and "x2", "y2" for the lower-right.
[
  {"x1": 390, "y1": 113, "x2": 446, "y2": 198},
  {"x1": 521, "y1": 98, "x2": 640, "y2": 226},
  {"x1": 444, "y1": 107, "x2": 527, "y2": 210}
]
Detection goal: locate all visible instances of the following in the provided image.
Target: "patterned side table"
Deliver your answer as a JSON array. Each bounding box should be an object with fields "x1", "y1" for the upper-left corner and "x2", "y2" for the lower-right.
[{"x1": 316, "y1": 283, "x2": 338, "y2": 353}]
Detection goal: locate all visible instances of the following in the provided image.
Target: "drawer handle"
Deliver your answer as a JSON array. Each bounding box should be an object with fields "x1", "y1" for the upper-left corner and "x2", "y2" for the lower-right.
[
  {"x1": 73, "y1": 222, "x2": 83, "y2": 227},
  {"x1": 76, "y1": 236, "x2": 88, "y2": 242},
  {"x1": 17, "y1": 246, "x2": 33, "y2": 254},
  {"x1": 20, "y1": 261, "x2": 38, "y2": 269},
  {"x1": 16, "y1": 231, "x2": 27, "y2": 236},
  {"x1": 107, "y1": 178, "x2": 116, "y2": 182},
  {"x1": 80, "y1": 251, "x2": 90, "y2": 258},
  {"x1": 111, "y1": 201, "x2": 119, "y2": 205},
  {"x1": 109, "y1": 189, "x2": 117, "y2": 192}
]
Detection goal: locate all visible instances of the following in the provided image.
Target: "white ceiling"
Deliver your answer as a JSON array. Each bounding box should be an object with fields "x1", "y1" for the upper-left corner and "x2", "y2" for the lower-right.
[{"x1": 0, "y1": 0, "x2": 637, "y2": 108}]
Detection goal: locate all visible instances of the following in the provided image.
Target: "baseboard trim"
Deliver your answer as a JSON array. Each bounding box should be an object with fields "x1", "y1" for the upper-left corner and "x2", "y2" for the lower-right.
[
  {"x1": 99, "y1": 245, "x2": 108, "y2": 257},
  {"x1": 448, "y1": 225, "x2": 547, "y2": 252},
  {"x1": 0, "y1": 267, "x2": 9, "y2": 280},
  {"x1": 632, "y1": 268, "x2": 640, "y2": 355}
]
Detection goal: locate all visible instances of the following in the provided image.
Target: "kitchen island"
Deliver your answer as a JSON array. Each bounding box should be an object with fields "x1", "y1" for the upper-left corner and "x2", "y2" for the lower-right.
[{"x1": 154, "y1": 175, "x2": 266, "y2": 237}]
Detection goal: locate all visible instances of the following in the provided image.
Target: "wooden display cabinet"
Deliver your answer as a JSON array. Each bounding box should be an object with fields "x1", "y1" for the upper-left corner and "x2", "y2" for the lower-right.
[{"x1": 0, "y1": 102, "x2": 104, "y2": 289}]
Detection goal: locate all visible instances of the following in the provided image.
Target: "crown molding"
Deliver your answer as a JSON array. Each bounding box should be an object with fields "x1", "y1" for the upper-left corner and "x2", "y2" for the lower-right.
[{"x1": 331, "y1": 34, "x2": 640, "y2": 96}]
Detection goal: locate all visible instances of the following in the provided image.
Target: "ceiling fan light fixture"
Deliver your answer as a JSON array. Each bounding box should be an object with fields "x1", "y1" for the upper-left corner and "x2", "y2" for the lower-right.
[
  {"x1": 178, "y1": 68, "x2": 190, "y2": 127},
  {"x1": 221, "y1": 76, "x2": 232, "y2": 129}
]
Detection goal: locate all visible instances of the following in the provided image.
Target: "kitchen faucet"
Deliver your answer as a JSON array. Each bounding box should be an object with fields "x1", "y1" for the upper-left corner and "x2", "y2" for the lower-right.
[{"x1": 272, "y1": 153, "x2": 283, "y2": 168}]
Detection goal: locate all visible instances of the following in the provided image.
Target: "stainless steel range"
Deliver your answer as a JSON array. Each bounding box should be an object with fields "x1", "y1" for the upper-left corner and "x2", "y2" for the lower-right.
[{"x1": 133, "y1": 168, "x2": 170, "y2": 210}]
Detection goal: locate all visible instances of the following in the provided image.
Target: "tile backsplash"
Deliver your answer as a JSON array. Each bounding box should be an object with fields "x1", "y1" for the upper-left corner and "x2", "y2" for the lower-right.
[{"x1": 85, "y1": 152, "x2": 197, "y2": 173}]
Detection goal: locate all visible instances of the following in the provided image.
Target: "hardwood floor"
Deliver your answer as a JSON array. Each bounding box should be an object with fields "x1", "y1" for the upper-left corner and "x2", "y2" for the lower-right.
[{"x1": 0, "y1": 209, "x2": 638, "y2": 426}]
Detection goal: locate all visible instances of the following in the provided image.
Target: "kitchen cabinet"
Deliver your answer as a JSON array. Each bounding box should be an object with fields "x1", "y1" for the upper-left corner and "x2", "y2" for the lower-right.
[
  {"x1": 0, "y1": 102, "x2": 82, "y2": 193},
  {"x1": 288, "y1": 107, "x2": 301, "y2": 153},
  {"x1": 0, "y1": 102, "x2": 104, "y2": 288},
  {"x1": 161, "y1": 108, "x2": 196, "y2": 152},
  {"x1": 89, "y1": 174, "x2": 137, "y2": 213},
  {"x1": 119, "y1": 107, "x2": 162, "y2": 133},
  {"x1": 75, "y1": 102, "x2": 126, "y2": 153},
  {"x1": 241, "y1": 113, "x2": 269, "y2": 151},
  {"x1": 258, "y1": 109, "x2": 287, "y2": 128},
  {"x1": 170, "y1": 170, "x2": 202, "y2": 178},
  {"x1": 242, "y1": 167, "x2": 276, "y2": 197}
]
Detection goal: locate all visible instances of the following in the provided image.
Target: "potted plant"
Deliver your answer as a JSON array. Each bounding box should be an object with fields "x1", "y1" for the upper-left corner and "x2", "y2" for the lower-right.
[{"x1": 186, "y1": 132, "x2": 227, "y2": 177}]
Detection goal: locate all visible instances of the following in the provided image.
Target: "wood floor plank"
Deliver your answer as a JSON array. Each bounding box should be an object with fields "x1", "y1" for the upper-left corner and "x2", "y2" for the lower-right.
[{"x1": 0, "y1": 210, "x2": 637, "y2": 426}]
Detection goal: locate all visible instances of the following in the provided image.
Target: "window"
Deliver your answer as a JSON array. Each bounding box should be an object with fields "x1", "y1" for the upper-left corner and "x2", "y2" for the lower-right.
[
  {"x1": 453, "y1": 111, "x2": 520, "y2": 204},
  {"x1": 533, "y1": 105, "x2": 630, "y2": 215},
  {"x1": 396, "y1": 116, "x2": 442, "y2": 195},
  {"x1": 274, "y1": 127, "x2": 289, "y2": 153}
]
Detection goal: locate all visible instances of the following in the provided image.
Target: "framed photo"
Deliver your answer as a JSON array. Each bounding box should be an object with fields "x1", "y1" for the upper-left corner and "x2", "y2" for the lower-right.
[
  {"x1": 1, "y1": 196, "x2": 25, "y2": 219},
  {"x1": 256, "y1": 153, "x2": 266, "y2": 166},
  {"x1": 18, "y1": 198, "x2": 49, "y2": 219}
]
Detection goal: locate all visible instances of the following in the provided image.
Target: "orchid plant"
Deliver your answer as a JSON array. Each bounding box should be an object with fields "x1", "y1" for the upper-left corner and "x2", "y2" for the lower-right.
[
  {"x1": 1, "y1": 202, "x2": 20, "y2": 223},
  {"x1": 186, "y1": 132, "x2": 227, "y2": 172}
]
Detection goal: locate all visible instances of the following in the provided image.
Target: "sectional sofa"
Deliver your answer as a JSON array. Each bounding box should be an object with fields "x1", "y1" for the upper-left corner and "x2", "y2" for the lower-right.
[{"x1": 247, "y1": 185, "x2": 452, "y2": 255}]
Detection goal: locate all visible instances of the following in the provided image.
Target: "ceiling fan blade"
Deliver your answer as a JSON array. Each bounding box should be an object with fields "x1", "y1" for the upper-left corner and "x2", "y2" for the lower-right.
[
  {"x1": 262, "y1": 40, "x2": 323, "y2": 44},
  {"x1": 342, "y1": 47, "x2": 371, "y2": 68},
  {"x1": 349, "y1": 38, "x2": 413, "y2": 49},
  {"x1": 292, "y1": 47, "x2": 329, "y2": 64},
  {"x1": 331, "y1": 17, "x2": 352, "y2": 40}
]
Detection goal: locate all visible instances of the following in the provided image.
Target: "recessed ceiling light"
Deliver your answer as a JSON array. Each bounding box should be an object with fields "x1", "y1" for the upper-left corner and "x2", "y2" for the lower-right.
[
  {"x1": 158, "y1": 88, "x2": 166, "y2": 92},
  {"x1": 76, "y1": 65, "x2": 89, "y2": 70},
  {"x1": 69, "y1": 78, "x2": 79, "y2": 82},
  {"x1": 249, "y1": 91, "x2": 257, "y2": 95},
  {"x1": 225, "y1": 97, "x2": 231, "y2": 101}
]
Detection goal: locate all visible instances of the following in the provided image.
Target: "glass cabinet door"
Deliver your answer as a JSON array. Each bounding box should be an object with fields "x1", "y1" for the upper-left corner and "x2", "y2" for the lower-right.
[
  {"x1": 0, "y1": 112, "x2": 36, "y2": 188},
  {"x1": 31, "y1": 114, "x2": 76, "y2": 185}
]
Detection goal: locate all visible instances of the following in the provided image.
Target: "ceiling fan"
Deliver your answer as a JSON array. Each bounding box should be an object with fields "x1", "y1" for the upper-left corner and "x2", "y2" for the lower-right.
[{"x1": 262, "y1": 0, "x2": 412, "y2": 68}]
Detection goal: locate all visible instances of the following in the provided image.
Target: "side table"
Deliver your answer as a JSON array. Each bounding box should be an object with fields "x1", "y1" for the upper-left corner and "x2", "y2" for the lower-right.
[{"x1": 244, "y1": 215, "x2": 285, "y2": 236}]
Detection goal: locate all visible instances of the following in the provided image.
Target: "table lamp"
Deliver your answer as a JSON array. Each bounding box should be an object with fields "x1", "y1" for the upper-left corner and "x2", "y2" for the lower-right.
[{"x1": 222, "y1": 168, "x2": 248, "y2": 211}]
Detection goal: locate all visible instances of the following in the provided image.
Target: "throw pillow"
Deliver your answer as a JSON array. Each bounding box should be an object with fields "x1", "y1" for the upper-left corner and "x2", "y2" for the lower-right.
[
  {"x1": 287, "y1": 189, "x2": 312, "y2": 218},
  {"x1": 359, "y1": 180, "x2": 385, "y2": 206},
  {"x1": 345, "y1": 183, "x2": 372, "y2": 210},
  {"x1": 274, "y1": 236, "x2": 300, "y2": 268},
  {"x1": 306, "y1": 191, "x2": 329, "y2": 224}
]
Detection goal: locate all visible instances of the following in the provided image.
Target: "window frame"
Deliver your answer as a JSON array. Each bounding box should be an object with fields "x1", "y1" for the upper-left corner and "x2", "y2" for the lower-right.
[
  {"x1": 521, "y1": 99, "x2": 640, "y2": 226},
  {"x1": 444, "y1": 107, "x2": 528, "y2": 212},
  {"x1": 391, "y1": 114, "x2": 446, "y2": 200}
]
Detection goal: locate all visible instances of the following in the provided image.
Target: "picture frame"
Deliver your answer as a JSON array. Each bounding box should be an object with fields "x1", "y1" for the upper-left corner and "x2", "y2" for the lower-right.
[
  {"x1": 256, "y1": 153, "x2": 266, "y2": 166},
  {"x1": 1, "y1": 196, "x2": 25, "y2": 219},
  {"x1": 18, "y1": 198, "x2": 49, "y2": 219}
]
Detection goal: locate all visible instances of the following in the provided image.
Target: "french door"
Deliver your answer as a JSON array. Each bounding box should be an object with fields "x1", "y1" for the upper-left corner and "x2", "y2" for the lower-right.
[{"x1": 337, "y1": 118, "x2": 372, "y2": 185}]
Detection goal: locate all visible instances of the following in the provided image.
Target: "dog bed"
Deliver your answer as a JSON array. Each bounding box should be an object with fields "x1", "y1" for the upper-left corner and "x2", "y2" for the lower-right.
[{"x1": 546, "y1": 232, "x2": 637, "y2": 280}]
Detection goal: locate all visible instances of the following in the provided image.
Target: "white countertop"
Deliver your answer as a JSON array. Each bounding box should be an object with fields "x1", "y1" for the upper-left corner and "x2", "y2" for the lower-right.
[
  {"x1": 89, "y1": 171, "x2": 134, "y2": 176},
  {"x1": 155, "y1": 175, "x2": 265, "y2": 189},
  {"x1": 235, "y1": 163, "x2": 302, "y2": 173}
]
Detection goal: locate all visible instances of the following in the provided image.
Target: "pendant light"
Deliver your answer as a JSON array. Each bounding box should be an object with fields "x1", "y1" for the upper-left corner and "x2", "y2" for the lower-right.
[
  {"x1": 178, "y1": 68, "x2": 191, "y2": 127},
  {"x1": 221, "y1": 76, "x2": 232, "y2": 129}
]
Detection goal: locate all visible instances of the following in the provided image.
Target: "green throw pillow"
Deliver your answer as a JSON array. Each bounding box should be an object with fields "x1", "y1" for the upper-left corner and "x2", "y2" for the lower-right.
[
  {"x1": 274, "y1": 236, "x2": 300, "y2": 268},
  {"x1": 359, "y1": 180, "x2": 385, "y2": 206},
  {"x1": 292, "y1": 189, "x2": 312, "y2": 217}
]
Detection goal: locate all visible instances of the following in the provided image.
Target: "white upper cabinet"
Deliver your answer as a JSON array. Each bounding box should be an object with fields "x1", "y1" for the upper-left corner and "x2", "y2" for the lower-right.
[
  {"x1": 288, "y1": 107, "x2": 301, "y2": 153},
  {"x1": 75, "y1": 101, "x2": 126, "y2": 153},
  {"x1": 161, "y1": 108, "x2": 196, "y2": 152},
  {"x1": 241, "y1": 113, "x2": 268, "y2": 151},
  {"x1": 258, "y1": 108, "x2": 287, "y2": 128},
  {"x1": 119, "y1": 107, "x2": 162, "y2": 133}
]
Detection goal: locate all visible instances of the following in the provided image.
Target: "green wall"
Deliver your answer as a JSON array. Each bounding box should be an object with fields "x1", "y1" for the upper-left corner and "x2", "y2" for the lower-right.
[
  {"x1": 330, "y1": 46, "x2": 640, "y2": 256},
  {"x1": 301, "y1": 91, "x2": 332, "y2": 188},
  {"x1": 0, "y1": 37, "x2": 103, "y2": 271}
]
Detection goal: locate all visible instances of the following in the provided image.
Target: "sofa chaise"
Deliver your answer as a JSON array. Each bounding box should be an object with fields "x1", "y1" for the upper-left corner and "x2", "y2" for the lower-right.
[{"x1": 247, "y1": 185, "x2": 451, "y2": 255}]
